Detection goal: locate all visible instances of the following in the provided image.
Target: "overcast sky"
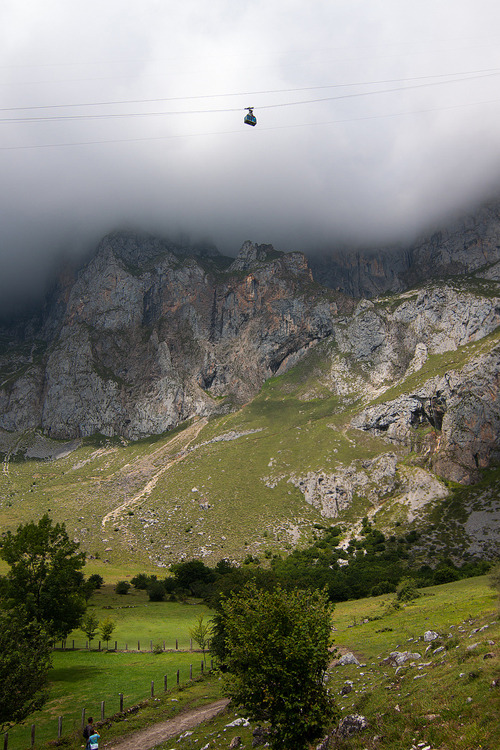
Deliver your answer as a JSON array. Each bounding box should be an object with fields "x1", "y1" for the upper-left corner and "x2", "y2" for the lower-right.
[{"x1": 2, "y1": 0, "x2": 500, "y2": 310}]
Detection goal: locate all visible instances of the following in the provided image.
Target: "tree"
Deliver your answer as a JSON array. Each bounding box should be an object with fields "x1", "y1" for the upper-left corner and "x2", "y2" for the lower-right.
[
  {"x1": 147, "y1": 580, "x2": 166, "y2": 601},
  {"x1": 189, "y1": 614, "x2": 211, "y2": 662},
  {"x1": 115, "y1": 580, "x2": 131, "y2": 595},
  {"x1": 170, "y1": 560, "x2": 215, "y2": 596},
  {"x1": 215, "y1": 583, "x2": 338, "y2": 750},
  {"x1": 0, "y1": 514, "x2": 86, "y2": 639},
  {"x1": 131, "y1": 573, "x2": 154, "y2": 590},
  {"x1": 490, "y1": 562, "x2": 500, "y2": 600},
  {"x1": 0, "y1": 608, "x2": 52, "y2": 731},
  {"x1": 83, "y1": 573, "x2": 104, "y2": 601},
  {"x1": 99, "y1": 616, "x2": 116, "y2": 649},
  {"x1": 396, "y1": 576, "x2": 421, "y2": 602},
  {"x1": 81, "y1": 612, "x2": 99, "y2": 648}
]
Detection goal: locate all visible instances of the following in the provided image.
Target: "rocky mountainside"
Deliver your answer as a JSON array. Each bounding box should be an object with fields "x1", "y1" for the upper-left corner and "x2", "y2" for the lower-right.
[
  {"x1": 309, "y1": 200, "x2": 500, "y2": 297},
  {"x1": 0, "y1": 228, "x2": 499, "y2": 482},
  {"x1": 0, "y1": 218, "x2": 499, "y2": 565},
  {"x1": 0, "y1": 233, "x2": 345, "y2": 439}
]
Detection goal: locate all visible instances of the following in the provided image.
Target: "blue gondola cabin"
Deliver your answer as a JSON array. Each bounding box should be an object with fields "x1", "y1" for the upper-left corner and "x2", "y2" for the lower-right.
[{"x1": 244, "y1": 108, "x2": 257, "y2": 126}]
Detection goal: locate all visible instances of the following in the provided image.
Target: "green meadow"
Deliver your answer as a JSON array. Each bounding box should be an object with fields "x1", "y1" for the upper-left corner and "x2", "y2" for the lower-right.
[
  {"x1": 4, "y1": 574, "x2": 499, "y2": 750},
  {"x1": 69, "y1": 585, "x2": 209, "y2": 649}
]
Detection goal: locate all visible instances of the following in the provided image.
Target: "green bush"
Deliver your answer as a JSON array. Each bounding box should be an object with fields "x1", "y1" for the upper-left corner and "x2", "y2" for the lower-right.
[
  {"x1": 147, "y1": 580, "x2": 166, "y2": 602},
  {"x1": 115, "y1": 581, "x2": 131, "y2": 595},
  {"x1": 396, "y1": 576, "x2": 421, "y2": 602}
]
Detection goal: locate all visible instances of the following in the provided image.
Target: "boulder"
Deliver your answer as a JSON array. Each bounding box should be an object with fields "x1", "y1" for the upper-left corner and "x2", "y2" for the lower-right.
[
  {"x1": 337, "y1": 714, "x2": 368, "y2": 737},
  {"x1": 424, "y1": 630, "x2": 440, "y2": 641},
  {"x1": 337, "y1": 652, "x2": 360, "y2": 665}
]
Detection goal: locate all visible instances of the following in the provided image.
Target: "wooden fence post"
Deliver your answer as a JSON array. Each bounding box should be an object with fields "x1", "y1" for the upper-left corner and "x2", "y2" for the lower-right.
[
  {"x1": 98, "y1": 641, "x2": 101, "y2": 652},
  {"x1": 201, "y1": 661, "x2": 204, "y2": 674},
  {"x1": 137, "y1": 640, "x2": 140, "y2": 652},
  {"x1": 163, "y1": 640, "x2": 165, "y2": 651},
  {"x1": 101, "y1": 701, "x2": 105, "y2": 720},
  {"x1": 119, "y1": 693, "x2": 123, "y2": 712},
  {"x1": 58, "y1": 717, "x2": 63, "y2": 738},
  {"x1": 81, "y1": 708, "x2": 86, "y2": 729},
  {"x1": 115, "y1": 641, "x2": 117, "y2": 651},
  {"x1": 175, "y1": 639, "x2": 178, "y2": 650},
  {"x1": 125, "y1": 643, "x2": 128, "y2": 651},
  {"x1": 176, "y1": 669, "x2": 180, "y2": 685},
  {"x1": 189, "y1": 664, "x2": 192, "y2": 680},
  {"x1": 30, "y1": 725, "x2": 35, "y2": 747},
  {"x1": 164, "y1": 674, "x2": 167, "y2": 692},
  {"x1": 150, "y1": 640, "x2": 153, "y2": 652}
]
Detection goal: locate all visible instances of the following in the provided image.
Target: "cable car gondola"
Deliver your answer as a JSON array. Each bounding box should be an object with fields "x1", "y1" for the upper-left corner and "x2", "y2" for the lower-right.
[{"x1": 244, "y1": 107, "x2": 257, "y2": 126}]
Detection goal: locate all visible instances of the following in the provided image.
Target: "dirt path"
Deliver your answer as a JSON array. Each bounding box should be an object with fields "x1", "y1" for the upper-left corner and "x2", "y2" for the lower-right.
[
  {"x1": 101, "y1": 418, "x2": 208, "y2": 529},
  {"x1": 103, "y1": 698, "x2": 230, "y2": 750}
]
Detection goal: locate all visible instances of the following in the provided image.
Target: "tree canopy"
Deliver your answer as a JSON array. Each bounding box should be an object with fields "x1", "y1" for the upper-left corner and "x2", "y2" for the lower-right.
[
  {"x1": 0, "y1": 608, "x2": 52, "y2": 732},
  {"x1": 0, "y1": 514, "x2": 86, "y2": 639},
  {"x1": 214, "y1": 583, "x2": 338, "y2": 750}
]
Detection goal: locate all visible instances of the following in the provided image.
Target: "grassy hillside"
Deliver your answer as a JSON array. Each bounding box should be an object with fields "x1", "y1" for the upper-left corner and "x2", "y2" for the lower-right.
[
  {"x1": 7, "y1": 575, "x2": 498, "y2": 750},
  {"x1": 0, "y1": 318, "x2": 498, "y2": 569}
]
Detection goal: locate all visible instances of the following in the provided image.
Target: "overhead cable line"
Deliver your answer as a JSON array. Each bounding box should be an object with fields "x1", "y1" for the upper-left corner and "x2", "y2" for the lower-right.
[
  {"x1": 1, "y1": 70, "x2": 498, "y2": 125},
  {"x1": 2, "y1": 96, "x2": 499, "y2": 152},
  {"x1": 2, "y1": 66, "x2": 500, "y2": 114}
]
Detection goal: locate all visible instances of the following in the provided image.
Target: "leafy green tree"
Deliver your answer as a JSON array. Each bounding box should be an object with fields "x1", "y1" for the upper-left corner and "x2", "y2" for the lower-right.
[
  {"x1": 115, "y1": 580, "x2": 131, "y2": 595},
  {"x1": 147, "y1": 580, "x2": 166, "y2": 601},
  {"x1": 0, "y1": 608, "x2": 51, "y2": 731},
  {"x1": 99, "y1": 616, "x2": 116, "y2": 648},
  {"x1": 83, "y1": 573, "x2": 104, "y2": 601},
  {"x1": 80, "y1": 612, "x2": 99, "y2": 648},
  {"x1": 88, "y1": 573, "x2": 104, "y2": 589},
  {"x1": 131, "y1": 573, "x2": 154, "y2": 590},
  {"x1": 396, "y1": 576, "x2": 421, "y2": 602},
  {"x1": 170, "y1": 560, "x2": 215, "y2": 595},
  {"x1": 0, "y1": 514, "x2": 86, "y2": 639},
  {"x1": 189, "y1": 614, "x2": 211, "y2": 662},
  {"x1": 215, "y1": 583, "x2": 338, "y2": 750}
]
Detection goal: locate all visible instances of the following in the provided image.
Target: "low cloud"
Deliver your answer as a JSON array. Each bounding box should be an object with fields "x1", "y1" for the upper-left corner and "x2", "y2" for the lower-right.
[{"x1": 2, "y1": 1, "x2": 500, "y2": 312}]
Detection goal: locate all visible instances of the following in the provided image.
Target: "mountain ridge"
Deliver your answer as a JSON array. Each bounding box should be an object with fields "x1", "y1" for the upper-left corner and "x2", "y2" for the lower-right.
[{"x1": 0, "y1": 203, "x2": 499, "y2": 566}]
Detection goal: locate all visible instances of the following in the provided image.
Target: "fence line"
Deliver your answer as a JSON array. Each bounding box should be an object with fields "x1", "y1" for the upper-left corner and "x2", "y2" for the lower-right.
[
  {"x1": 1, "y1": 659, "x2": 214, "y2": 750},
  {"x1": 56, "y1": 638, "x2": 204, "y2": 652}
]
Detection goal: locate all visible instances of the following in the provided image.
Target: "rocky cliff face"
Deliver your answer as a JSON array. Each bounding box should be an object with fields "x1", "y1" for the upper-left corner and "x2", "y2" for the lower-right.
[
  {"x1": 309, "y1": 200, "x2": 500, "y2": 296},
  {"x1": 0, "y1": 222, "x2": 499, "y2": 493},
  {"x1": 0, "y1": 233, "x2": 342, "y2": 439}
]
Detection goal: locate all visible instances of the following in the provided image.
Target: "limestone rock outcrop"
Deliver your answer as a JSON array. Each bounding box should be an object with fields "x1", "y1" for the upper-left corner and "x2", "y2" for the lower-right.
[
  {"x1": 0, "y1": 233, "x2": 340, "y2": 439},
  {"x1": 0, "y1": 223, "x2": 498, "y2": 492},
  {"x1": 310, "y1": 200, "x2": 500, "y2": 296}
]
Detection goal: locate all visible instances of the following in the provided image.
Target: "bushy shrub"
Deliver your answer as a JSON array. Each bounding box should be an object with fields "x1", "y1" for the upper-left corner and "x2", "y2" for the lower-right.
[
  {"x1": 115, "y1": 580, "x2": 131, "y2": 595},
  {"x1": 147, "y1": 580, "x2": 166, "y2": 602},
  {"x1": 396, "y1": 576, "x2": 421, "y2": 602},
  {"x1": 131, "y1": 573, "x2": 152, "y2": 590}
]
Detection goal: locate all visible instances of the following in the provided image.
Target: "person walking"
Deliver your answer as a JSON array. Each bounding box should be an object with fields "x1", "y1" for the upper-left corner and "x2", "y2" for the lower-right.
[{"x1": 83, "y1": 718, "x2": 94, "y2": 743}]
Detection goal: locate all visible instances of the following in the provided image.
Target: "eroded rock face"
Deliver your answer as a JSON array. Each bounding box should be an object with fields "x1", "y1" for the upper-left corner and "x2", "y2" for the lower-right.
[
  {"x1": 350, "y1": 347, "x2": 500, "y2": 484},
  {"x1": 289, "y1": 458, "x2": 449, "y2": 518},
  {"x1": 0, "y1": 227, "x2": 498, "y2": 493},
  {"x1": 0, "y1": 234, "x2": 340, "y2": 439},
  {"x1": 310, "y1": 200, "x2": 500, "y2": 296}
]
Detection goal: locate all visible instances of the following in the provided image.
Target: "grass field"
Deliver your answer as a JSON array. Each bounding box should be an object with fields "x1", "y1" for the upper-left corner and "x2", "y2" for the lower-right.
[
  {"x1": 4, "y1": 575, "x2": 499, "y2": 750},
  {"x1": 7, "y1": 586, "x2": 213, "y2": 750},
  {"x1": 69, "y1": 585, "x2": 209, "y2": 649}
]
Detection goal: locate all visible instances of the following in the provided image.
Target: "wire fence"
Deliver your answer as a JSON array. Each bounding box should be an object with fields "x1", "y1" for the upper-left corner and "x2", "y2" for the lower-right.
[
  {"x1": 2, "y1": 658, "x2": 214, "y2": 750},
  {"x1": 55, "y1": 637, "x2": 205, "y2": 652}
]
